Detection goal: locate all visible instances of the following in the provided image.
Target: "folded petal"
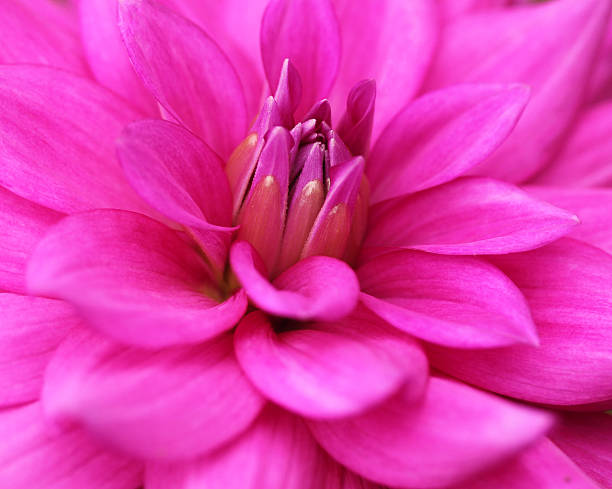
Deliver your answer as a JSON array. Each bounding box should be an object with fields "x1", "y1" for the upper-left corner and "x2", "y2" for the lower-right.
[
  {"x1": 79, "y1": 0, "x2": 157, "y2": 115},
  {"x1": 43, "y1": 330, "x2": 265, "y2": 460},
  {"x1": 428, "y1": 238, "x2": 612, "y2": 407},
  {"x1": 0, "y1": 187, "x2": 62, "y2": 294},
  {"x1": 550, "y1": 413, "x2": 612, "y2": 489},
  {"x1": 146, "y1": 405, "x2": 336, "y2": 489},
  {"x1": 358, "y1": 250, "x2": 538, "y2": 348},
  {"x1": 234, "y1": 306, "x2": 427, "y2": 418},
  {"x1": 525, "y1": 186, "x2": 612, "y2": 254},
  {"x1": 0, "y1": 402, "x2": 142, "y2": 489},
  {"x1": 117, "y1": 120, "x2": 234, "y2": 269},
  {"x1": 309, "y1": 376, "x2": 553, "y2": 488},
  {"x1": 28, "y1": 210, "x2": 247, "y2": 348},
  {"x1": 0, "y1": 65, "x2": 149, "y2": 214},
  {"x1": 261, "y1": 0, "x2": 340, "y2": 118},
  {"x1": 425, "y1": 0, "x2": 612, "y2": 182},
  {"x1": 230, "y1": 241, "x2": 359, "y2": 321},
  {"x1": 452, "y1": 438, "x2": 602, "y2": 489},
  {"x1": 368, "y1": 84, "x2": 529, "y2": 203},
  {"x1": 0, "y1": 294, "x2": 79, "y2": 407},
  {"x1": 0, "y1": 0, "x2": 87, "y2": 73},
  {"x1": 119, "y1": 0, "x2": 247, "y2": 159},
  {"x1": 530, "y1": 101, "x2": 612, "y2": 188},
  {"x1": 366, "y1": 177, "x2": 578, "y2": 254},
  {"x1": 330, "y1": 0, "x2": 437, "y2": 138}
]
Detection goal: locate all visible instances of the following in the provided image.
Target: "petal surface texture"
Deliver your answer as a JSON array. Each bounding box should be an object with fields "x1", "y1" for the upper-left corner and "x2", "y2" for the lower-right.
[
  {"x1": 309, "y1": 376, "x2": 553, "y2": 488},
  {"x1": 43, "y1": 330, "x2": 265, "y2": 460},
  {"x1": 27, "y1": 210, "x2": 247, "y2": 348}
]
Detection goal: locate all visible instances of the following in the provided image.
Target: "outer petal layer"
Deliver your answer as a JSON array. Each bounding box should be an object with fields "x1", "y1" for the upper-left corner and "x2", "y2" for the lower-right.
[{"x1": 28, "y1": 210, "x2": 247, "y2": 348}]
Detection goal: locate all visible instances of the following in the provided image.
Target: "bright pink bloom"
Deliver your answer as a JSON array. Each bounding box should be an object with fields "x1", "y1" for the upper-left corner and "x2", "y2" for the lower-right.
[{"x1": 0, "y1": 0, "x2": 611, "y2": 488}]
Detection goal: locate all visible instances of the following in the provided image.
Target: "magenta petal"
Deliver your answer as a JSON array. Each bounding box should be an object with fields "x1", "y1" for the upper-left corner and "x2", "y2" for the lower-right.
[
  {"x1": 28, "y1": 210, "x2": 247, "y2": 348},
  {"x1": 261, "y1": 0, "x2": 341, "y2": 119},
  {"x1": 0, "y1": 65, "x2": 149, "y2": 215},
  {"x1": 79, "y1": 0, "x2": 156, "y2": 115},
  {"x1": 117, "y1": 120, "x2": 234, "y2": 269},
  {"x1": 429, "y1": 238, "x2": 612, "y2": 407},
  {"x1": 119, "y1": 0, "x2": 247, "y2": 159},
  {"x1": 230, "y1": 241, "x2": 359, "y2": 321},
  {"x1": 234, "y1": 307, "x2": 427, "y2": 418},
  {"x1": 368, "y1": 84, "x2": 530, "y2": 203},
  {"x1": 43, "y1": 330, "x2": 264, "y2": 460},
  {"x1": 330, "y1": 0, "x2": 437, "y2": 138},
  {"x1": 146, "y1": 405, "x2": 337, "y2": 489},
  {"x1": 309, "y1": 376, "x2": 553, "y2": 488},
  {"x1": 366, "y1": 177, "x2": 578, "y2": 254},
  {"x1": 438, "y1": 0, "x2": 509, "y2": 22},
  {"x1": 551, "y1": 413, "x2": 612, "y2": 489},
  {"x1": 530, "y1": 101, "x2": 612, "y2": 188},
  {"x1": 588, "y1": 19, "x2": 612, "y2": 103},
  {"x1": 358, "y1": 250, "x2": 538, "y2": 348},
  {"x1": 337, "y1": 80, "x2": 376, "y2": 157},
  {"x1": 0, "y1": 402, "x2": 143, "y2": 489},
  {"x1": 426, "y1": 0, "x2": 612, "y2": 182},
  {"x1": 0, "y1": 187, "x2": 62, "y2": 294},
  {"x1": 0, "y1": 294, "x2": 79, "y2": 407},
  {"x1": 453, "y1": 438, "x2": 602, "y2": 489}
]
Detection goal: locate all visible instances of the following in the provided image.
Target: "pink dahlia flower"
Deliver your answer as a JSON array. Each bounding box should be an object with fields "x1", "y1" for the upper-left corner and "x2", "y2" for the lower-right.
[{"x1": 1, "y1": 0, "x2": 611, "y2": 488}]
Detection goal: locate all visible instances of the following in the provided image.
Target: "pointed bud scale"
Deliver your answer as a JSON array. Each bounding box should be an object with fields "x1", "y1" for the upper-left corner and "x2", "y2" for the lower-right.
[
  {"x1": 343, "y1": 175, "x2": 371, "y2": 265},
  {"x1": 251, "y1": 96, "x2": 282, "y2": 140},
  {"x1": 279, "y1": 143, "x2": 326, "y2": 271},
  {"x1": 274, "y1": 59, "x2": 303, "y2": 128},
  {"x1": 328, "y1": 129, "x2": 352, "y2": 167},
  {"x1": 337, "y1": 79, "x2": 376, "y2": 157},
  {"x1": 237, "y1": 127, "x2": 292, "y2": 275},
  {"x1": 302, "y1": 156, "x2": 365, "y2": 260},
  {"x1": 225, "y1": 133, "x2": 260, "y2": 218},
  {"x1": 303, "y1": 99, "x2": 332, "y2": 126}
]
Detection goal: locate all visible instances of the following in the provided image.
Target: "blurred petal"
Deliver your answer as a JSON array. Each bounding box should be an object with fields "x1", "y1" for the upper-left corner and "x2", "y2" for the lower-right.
[
  {"x1": 43, "y1": 330, "x2": 265, "y2": 460},
  {"x1": 366, "y1": 177, "x2": 578, "y2": 254},
  {"x1": 588, "y1": 17, "x2": 612, "y2": 103},
  {"x1": 0, "y1": 294, "x2": 79, "y2": 407},
  {"x1": 368, "y1": 84, "x2": 529, "y2": 203},
  {"x1": 0, "y1": 187, "x2": 62, "y2": 294},
  {"x1": 358, "y1": 250, "x2": 538, "y2": 348},
  {"x1": 438, "y1": 0, "x2": 508, "y2": 22},
  {"x1": 234, "y1": 307, "x2": 427, "y2": 418},
  {"x1": 28, "y1": 210, "x2": 247, "y2": 348},
  {"x1": 0, "y1": 65, "x2": 148, "y2": 214},
  {"x1": 119, "y1": 0, "x2": 247, "y2": 158},
  {"x1": 230, "y1": 241, "x2": 359, "y2": 321},
  {"x1": 429, "y1": 238, "x2": 612, "y2": 407},
  {"x1": 309, "y1": 376, "x2": 553, "y2": 488},
  {"x1": 0, "y1": 402, "x2": 142, "y2": 489},
  {"x1": 330, "y1": 0, "x2": 437, "y2": 138},
  {"x1": 261, "y1": 0, "x2": 340, "y2": 118},
  {"x1": 425, "y1": 0, "x2": 612, "y2": 182}
]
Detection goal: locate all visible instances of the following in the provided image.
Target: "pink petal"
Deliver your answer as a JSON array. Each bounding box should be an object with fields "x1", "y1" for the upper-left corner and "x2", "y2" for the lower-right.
[
  {"x1": 0, "y1": 65, "x2": 149, "y2": 215},
  {"x1": 27, "y1": 210, "x2": 247, "y2": 348},
  {"x1": 530, "y1": 101, "x2": 612, "y2": 188},
  {"x1": 330, "y1": 0, "x2": 437, "y2": 138},
  {"x1": 261, "y1": 0, "x2": 341, "y2": 119},
  {"x1": 234, "y1": 306, "x2": 427, "y2": 418},
  {"x1": 0, "y1": 187, "x2": 62, "y2": 294},
  {"x1": 79, "y1": 0, "x2": 157, "y2": 115},
  {"x1": 525, "y1": 186, "x2": 612, "y2": 254},
  {"x1": 452, "y1": 438, "x2": 602, "y2": 489},
  {"x1": 0, "y1": 402, "x2": 142, "y2": 489},
  {"x1": 428, "y1": 238, "x2": 612, "y2": 407},
  {"x1": 365, "y1": 177, "x2": 578, "y2": 254},
  {"x1": 0, "y1": 294, "x2": 79, "y2": 407},
  {"x1": 551, "y1": 413, "x2": 612, "y2": 489},
  {"x1": 438, "y1": 0, "x2": 509, "y2": 22},
  {"x1": 118, "y1": 0, "x2": 247, "y2": 159},
  {"x1": 588, "y1": 17, "x2": 612, "y2": 103},
  {"x1": 425, "y1": 0, "x2": 612, "y2": 182},
  {"x1": 336, "y1": 80, "x2": 376, "y2": 157},
  {"x1": 230, "y1": 241, "x2": 359, "y2": 321},
  {"x1": 367, "y1": 84, "x2": 530, "y2": 203},
  {"x1": 309, "y1": 376, "x2": 554, "y2": 488},
  {"x1": 117, "y1": 120, "x2": 234, "y2": 270},
  {"x1": 146, "y1": 405, "x2": 336, "y2": 489},
  {"x1": 43, "y1": 330, "x2": 265, "y2": 460},
  {"x1": 358, "y1": 249, "x2": 538, "y2": 348},
  {"x1": 0, "y1": 0, "x2": 87, "y2": 74}
]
